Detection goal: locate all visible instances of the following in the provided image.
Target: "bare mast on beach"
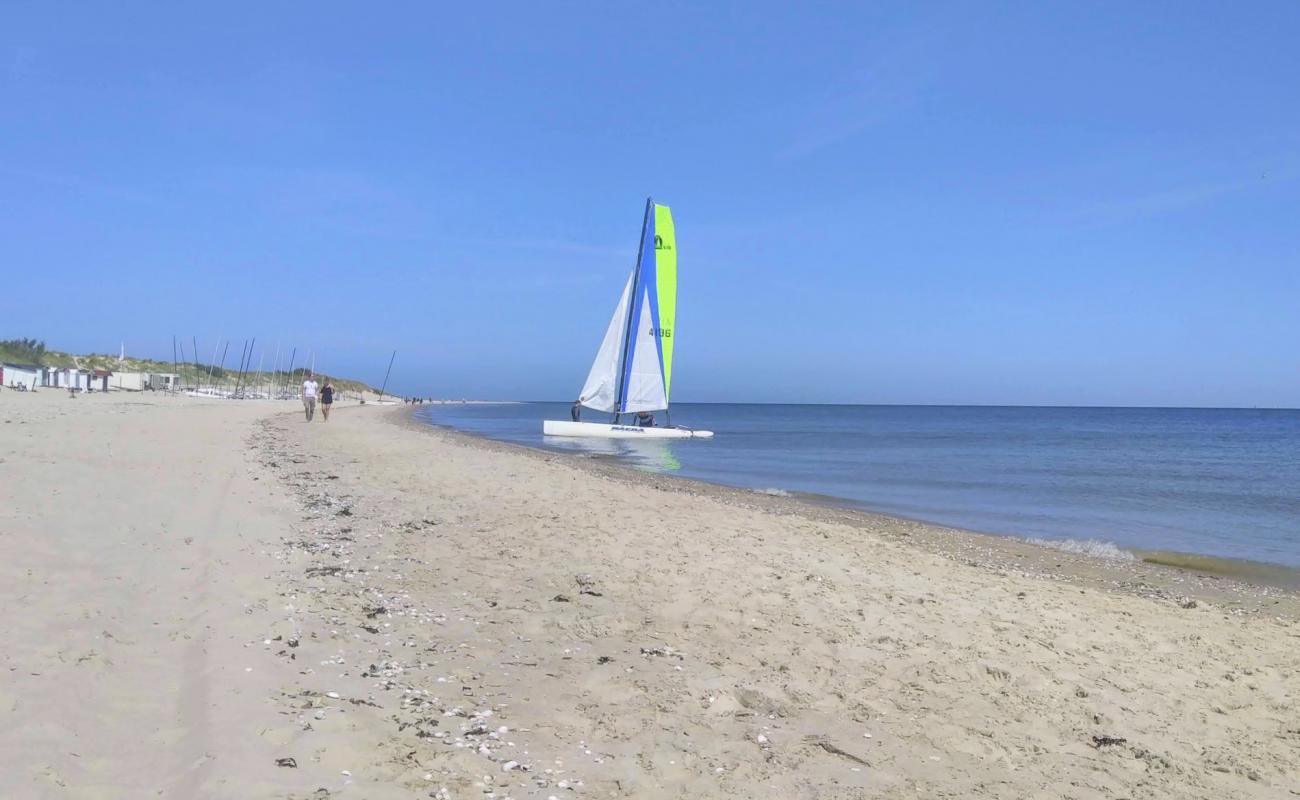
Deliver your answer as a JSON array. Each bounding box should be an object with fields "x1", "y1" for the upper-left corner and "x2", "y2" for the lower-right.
[
  {"x1": 230, "y1": 340, "x2": 242, "y2": 396},
  {"x1": 206, "y1": 339, "x2": 221, "y2": 394},
  {"x1": 178, "y1": 338, "x2": 187, "y2": 392},
  {"x1": 216, "y1": 340, "x2": 230, "y2": 396},
  {"x1": 239, "y1": 338, "x2": 255, "y2": 398},
  {"x1": 233, "y1": 340, "x2": 248, "y2": 398},
  {"x1": 270, "y1": 341, "x2": 281, "y2": 400},
  {"x1": 378, "y1": 350, "x2": 396, "y2": 403},
  {"x1": 243, "y1": 338, "x2": 255, "y2": 397},
  {"x1": 283, "y1": 347, "x2": 297, "y2": 399}
]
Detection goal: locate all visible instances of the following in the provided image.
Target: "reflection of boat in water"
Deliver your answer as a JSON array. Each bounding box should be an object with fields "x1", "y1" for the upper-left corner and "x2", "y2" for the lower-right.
[
  {"x1": 542, "y1": 432, "x2": 683, "y2": 472},
  {"x1": 543, "y1": 435, "x2": 622, "y2": 457},
  {"x1": 638, "y1": 441, "x2": 682, "y2": 472},
  {"x1": 543, "y1": 197, "x2": 712, "y2": 440}
]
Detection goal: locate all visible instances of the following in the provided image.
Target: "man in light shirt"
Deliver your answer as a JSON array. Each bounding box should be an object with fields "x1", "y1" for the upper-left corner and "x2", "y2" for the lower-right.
[{"x1": 301, "y1": 372, "x2": 319, "y2": 421}]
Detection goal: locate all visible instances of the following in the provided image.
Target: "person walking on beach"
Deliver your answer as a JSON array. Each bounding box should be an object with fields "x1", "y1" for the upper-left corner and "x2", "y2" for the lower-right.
[
  {"x1": 571, "y1": 397, "x2": 583, "y2": 422},
  {"x1": 301, "y1": 372, "x2": 318, "y2": 421},
  {"x1": 320, "y1": 377, "x2": 335, "y2": 421}
]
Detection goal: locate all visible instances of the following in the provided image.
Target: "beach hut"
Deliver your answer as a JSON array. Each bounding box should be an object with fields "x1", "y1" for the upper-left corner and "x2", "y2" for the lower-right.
[
  {"x1": 90, "y1": 369, "x2": 112, "y2": 392},
  {"x1": 111, "y1": 371, "x2": 147, "y2": 391},
  {"x1": 50, "y1": 367, "x2": 75, "y2": 387},
  {"x1": 148, "y1": 372, "x2": 179, "y2": 391},
  {"x1": 54, "y1": 368, "x2": 86, "y2": 390},
  {"x1": 50, "y1": 367, "x2": 92, "y2": 390},
  {"x1": 1, "y1": 363, "x2": 42, "y2": 390}
]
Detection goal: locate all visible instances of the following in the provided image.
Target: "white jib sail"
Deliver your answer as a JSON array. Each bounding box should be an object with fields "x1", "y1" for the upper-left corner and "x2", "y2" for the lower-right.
[
  {"x1": 578, "y1": 272, "x2": 633, "y2": 413},
  {"x1": 620, "y1": 286, "x2": 668, "y2": 413}
]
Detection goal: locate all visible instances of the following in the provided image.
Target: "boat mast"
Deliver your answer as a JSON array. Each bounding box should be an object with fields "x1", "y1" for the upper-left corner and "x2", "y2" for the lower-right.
[{"x1": 612, "y1": 197, "x2": 652, "y2": 424}]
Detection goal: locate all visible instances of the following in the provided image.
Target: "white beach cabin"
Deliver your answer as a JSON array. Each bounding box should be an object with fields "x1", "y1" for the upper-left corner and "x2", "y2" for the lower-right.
[
  {"x1": 148, "y1": 373, "x2": 179, "y2": 391},
  {"x1": 1, "y1": 363, "x2": 41, "y2": 390},
  {"x1": 111, "y1": 371, "x2": 147, "y2": 391}
]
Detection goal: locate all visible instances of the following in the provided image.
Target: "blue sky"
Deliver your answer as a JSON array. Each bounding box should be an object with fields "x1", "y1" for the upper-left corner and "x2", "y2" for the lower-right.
[{"x1": 2, "y1": 2, "x2": 1297, "y2": 405}]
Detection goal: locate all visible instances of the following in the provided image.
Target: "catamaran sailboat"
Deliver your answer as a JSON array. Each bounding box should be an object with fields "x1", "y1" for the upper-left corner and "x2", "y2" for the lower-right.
[{"x1": 543, "y1": 198, "x2": 713, "y2": 440}]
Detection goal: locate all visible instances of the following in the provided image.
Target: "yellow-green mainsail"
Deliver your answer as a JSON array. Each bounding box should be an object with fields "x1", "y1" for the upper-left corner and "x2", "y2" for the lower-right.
[{"x1": 653, "y1": 202, "x2": 677, "y2": 401}]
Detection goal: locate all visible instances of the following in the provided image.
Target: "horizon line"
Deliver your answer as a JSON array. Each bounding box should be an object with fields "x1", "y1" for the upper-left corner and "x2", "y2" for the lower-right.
[{"x1": 480, "y1": 400, "x2": 1300, "y2": 411}]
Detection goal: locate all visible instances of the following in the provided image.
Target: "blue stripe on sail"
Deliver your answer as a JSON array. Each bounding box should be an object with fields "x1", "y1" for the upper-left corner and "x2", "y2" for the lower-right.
[{"x1": 618, "y1": 209, "x2": 656, "y2": 412}]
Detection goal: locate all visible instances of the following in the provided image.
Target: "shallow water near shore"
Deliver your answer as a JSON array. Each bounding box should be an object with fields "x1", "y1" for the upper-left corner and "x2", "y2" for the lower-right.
[{"x1": 414, "y1": 402, "x2": 1300, "y2": 572}]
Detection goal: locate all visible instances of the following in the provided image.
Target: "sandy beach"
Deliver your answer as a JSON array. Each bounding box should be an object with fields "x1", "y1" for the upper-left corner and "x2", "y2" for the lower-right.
[{"x1": 2, "y1": 392, "x2": 1298, "y2": 799}]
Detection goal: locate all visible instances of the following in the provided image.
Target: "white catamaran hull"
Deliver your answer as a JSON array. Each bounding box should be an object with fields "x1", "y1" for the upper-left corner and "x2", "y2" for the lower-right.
[{"x1": 543, "y1": 420, "x2": 713, "y2": 439}]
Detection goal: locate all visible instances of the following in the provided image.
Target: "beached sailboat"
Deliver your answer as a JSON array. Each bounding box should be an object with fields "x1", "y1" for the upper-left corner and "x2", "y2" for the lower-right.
[{"x1": 543, "y1": 198, "x2": 713, "y2": 439}]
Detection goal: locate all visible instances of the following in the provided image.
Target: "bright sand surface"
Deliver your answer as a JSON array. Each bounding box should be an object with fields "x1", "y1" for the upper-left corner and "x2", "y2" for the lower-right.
[{"x1": 2, "y1": 391, "x2": 1298, "y2": 799}]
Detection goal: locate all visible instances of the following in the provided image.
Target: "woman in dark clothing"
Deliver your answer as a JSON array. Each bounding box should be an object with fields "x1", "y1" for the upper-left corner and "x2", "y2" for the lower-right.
[{"x1": 320, "y1": 378, "x2": 335, "y2": 421}]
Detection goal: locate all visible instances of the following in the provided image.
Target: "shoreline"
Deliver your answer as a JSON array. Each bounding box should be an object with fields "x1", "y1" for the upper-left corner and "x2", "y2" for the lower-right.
[{"x1": 409, "y1": 410, "x2": 1300, "y2": 606}]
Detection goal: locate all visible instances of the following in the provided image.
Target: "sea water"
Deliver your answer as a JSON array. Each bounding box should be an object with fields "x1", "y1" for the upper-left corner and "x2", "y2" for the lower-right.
[{"x1": 413, "y1": 403, "x2": 1300, "y2": 569}]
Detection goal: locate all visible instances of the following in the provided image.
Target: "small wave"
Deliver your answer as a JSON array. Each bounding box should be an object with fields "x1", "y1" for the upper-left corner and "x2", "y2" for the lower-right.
[
  {"x1": 753, "y1": 487, "x2": 790, "y2": 497},
  {"x1": 1028, "y1": 537, "x2": 1136, "y2": 561}
]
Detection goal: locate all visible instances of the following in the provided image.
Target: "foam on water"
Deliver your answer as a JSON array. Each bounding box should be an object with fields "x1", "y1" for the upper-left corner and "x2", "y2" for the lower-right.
[{"x1": 1027, "y1": 537, "x2": 1137, "y2": 561}]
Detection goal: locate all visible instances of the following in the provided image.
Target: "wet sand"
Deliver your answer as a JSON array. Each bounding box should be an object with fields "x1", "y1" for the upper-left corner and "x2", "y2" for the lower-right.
[{"x1": 2, "y1": 391, "x2": 1298, "y2": 798}]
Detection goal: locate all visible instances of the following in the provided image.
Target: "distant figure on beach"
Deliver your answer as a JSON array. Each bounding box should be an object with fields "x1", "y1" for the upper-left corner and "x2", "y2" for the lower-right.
[
  {"x1": 571, "y1": 397, "x2": 583, "y2": 422},
  {"x1": 320, "y1": 378, "x2": 335, "y2": 421},
  {"x1": 301, "y1": 373, "x2": 318, "y2": 421},
  {"x1": 636, "y1": 411, "x2": 654, "y2": 427}
]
